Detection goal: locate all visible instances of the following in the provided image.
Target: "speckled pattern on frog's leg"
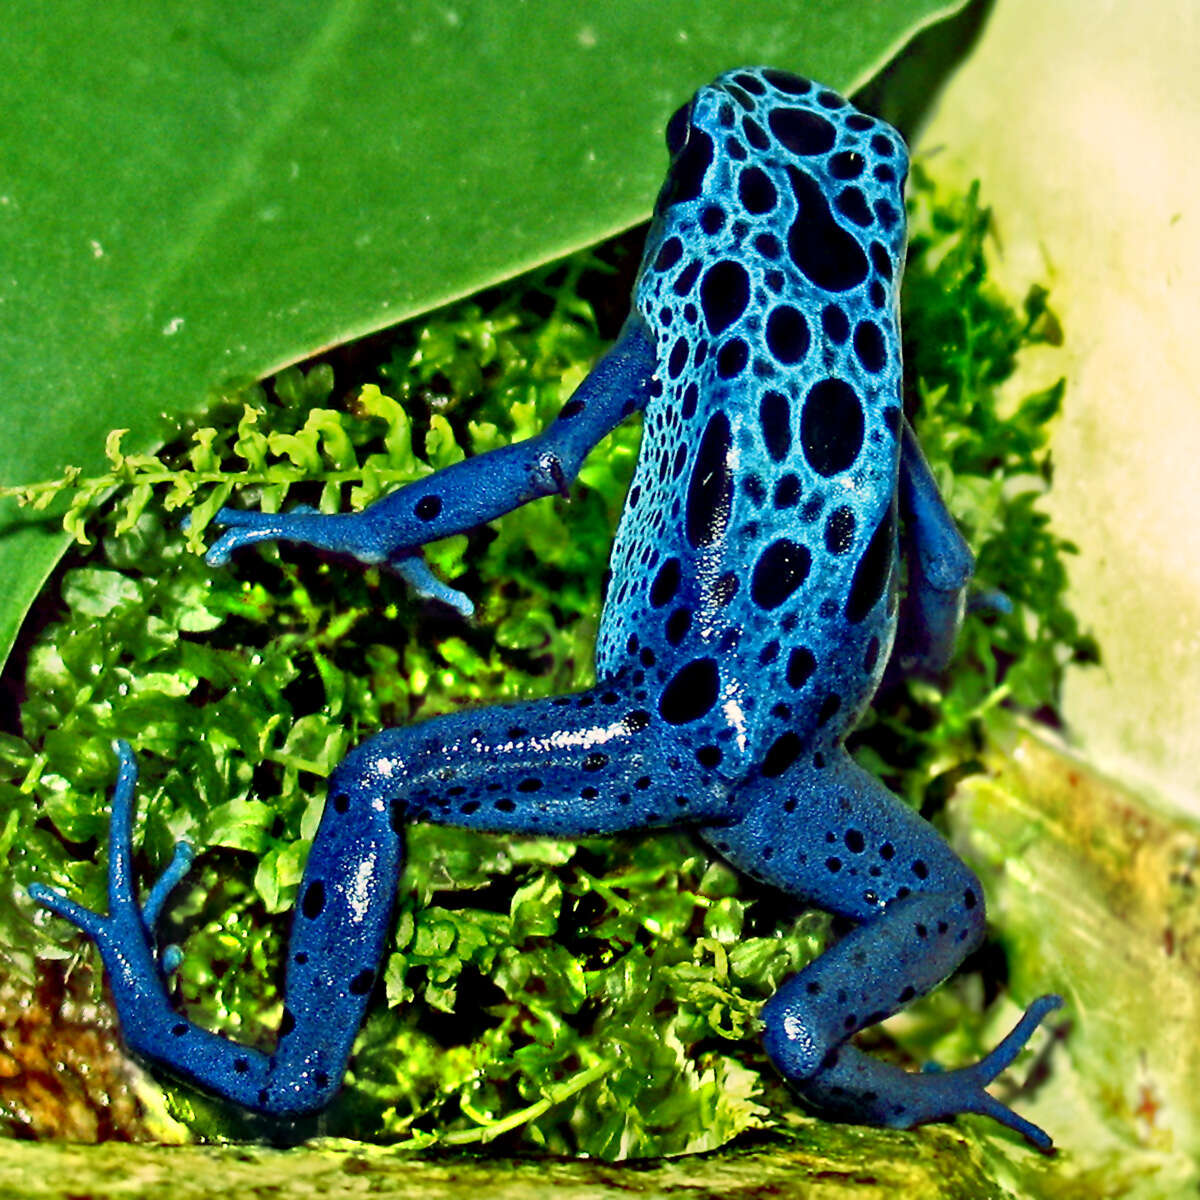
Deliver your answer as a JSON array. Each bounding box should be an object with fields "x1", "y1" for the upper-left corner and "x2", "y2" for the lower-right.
[
  {"x1": 335, "y1": 673, "x2": 740, "y2": 840},
  {"x1": 703, "y1": 751, "x2": 1061, "y2": 1149}
]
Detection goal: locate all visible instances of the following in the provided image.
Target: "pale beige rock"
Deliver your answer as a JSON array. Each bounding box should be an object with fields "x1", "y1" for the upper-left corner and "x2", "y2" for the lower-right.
[{"x1": 919, "y1": 0, "x2": 1200, "y2": 813}]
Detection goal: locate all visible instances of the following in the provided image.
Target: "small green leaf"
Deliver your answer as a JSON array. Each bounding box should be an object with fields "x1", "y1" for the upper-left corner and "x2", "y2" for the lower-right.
[
  {"x1": 61, "y1": 568, "x2": 141, "y2": 617},
  {"x1": 511, "y1": 875, "x2": 562, "y2": 942},
  {"x1": 254, "y1": 840, "x2": 308, "y2": 914},
  {"x1": 205, "y1": 797, "x2": 275, "y2": 853}
]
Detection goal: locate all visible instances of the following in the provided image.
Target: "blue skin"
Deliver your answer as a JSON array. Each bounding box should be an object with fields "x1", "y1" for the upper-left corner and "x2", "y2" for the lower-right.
[{"x1": 30, "y1": 68, "x2": 1062, "y2": 1148}]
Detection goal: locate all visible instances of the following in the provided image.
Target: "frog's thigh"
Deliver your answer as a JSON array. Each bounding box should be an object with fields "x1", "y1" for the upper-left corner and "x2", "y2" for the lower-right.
[
  {"x1": 700, "y1": 751, "x2": 984, "y2": 1078},
  {"x1": 336, "y1": 674, "x2": 735, "y2": 840}
]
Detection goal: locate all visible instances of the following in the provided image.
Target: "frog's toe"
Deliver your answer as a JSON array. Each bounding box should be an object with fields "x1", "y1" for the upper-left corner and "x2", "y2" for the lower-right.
[
  {"x1": 204, "y1": 511, "x2": 288, "y2": 565},
  {"x1": 210, "y1": 505, "x2": 299, "y2": 528},
  {"x1": 961, "y1": 1087, "x2": 1056, "y2": 1152},
  {"x1": 388, "y1": 554, "x2": 474, "y2": 618},
  {"x1": 918, "y1": 993, "x2": 1063, "y2": 1151},
  {"x1": 141, "y1": 839, "x2": 195, "y2": 933},
  {"x1": 28, "y1": 881, "x2": 107, "y2": 941},
  {"x1": 960, "y1": 993, "x2": 1063, "y2": 1086}
]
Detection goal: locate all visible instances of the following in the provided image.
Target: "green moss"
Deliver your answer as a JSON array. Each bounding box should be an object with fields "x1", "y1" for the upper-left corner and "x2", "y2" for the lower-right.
[{"x1": 0, "y1": 172, "x2": 1089, "y2": 1156}]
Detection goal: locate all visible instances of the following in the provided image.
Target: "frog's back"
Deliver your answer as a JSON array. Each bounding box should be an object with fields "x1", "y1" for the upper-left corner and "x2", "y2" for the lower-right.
[{"x1": 595, "y1": 68, "x2": 909, "y2": 769}]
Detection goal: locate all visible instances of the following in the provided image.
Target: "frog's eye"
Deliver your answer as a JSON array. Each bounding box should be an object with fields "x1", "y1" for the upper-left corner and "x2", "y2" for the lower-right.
[{"x1": 665, "y1": 101, "x2": 693, "y2": 156}]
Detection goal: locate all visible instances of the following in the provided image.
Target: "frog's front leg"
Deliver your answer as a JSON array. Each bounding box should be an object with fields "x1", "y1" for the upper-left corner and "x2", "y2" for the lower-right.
[
  {"x1": 205, "y1": 315, "x2": 658, "y2": 598},
  {"x1": 890, "y1": 420, "x2": 975, "y2": 678},
  {"x1": 706, "y1": 752, "x2": 1061, "y2": 1150}
]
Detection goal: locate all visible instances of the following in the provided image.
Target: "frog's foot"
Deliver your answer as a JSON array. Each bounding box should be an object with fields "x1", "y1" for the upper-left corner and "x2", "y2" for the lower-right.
[
  {"x1": 35, "y1": 845, "x2": 194, "y2": 977},
  {"x1": 204, "y1": 507, "x2": 473, "y2": 615},
  {"x1": 26, "y1": 743, "x2": 277, "y2": 1109},
  {"x1": 794, "y1": 994, "x2": 1063, "y2": 1151},
  {"x1": 29, "y1": 741, "x2": 195, "y2": 976}
]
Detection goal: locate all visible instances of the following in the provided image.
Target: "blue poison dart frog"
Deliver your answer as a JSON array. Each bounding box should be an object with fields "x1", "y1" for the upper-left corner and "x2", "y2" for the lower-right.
[{"x1": 30, "y1": 67, "x2": 1062, "y2": 1149}]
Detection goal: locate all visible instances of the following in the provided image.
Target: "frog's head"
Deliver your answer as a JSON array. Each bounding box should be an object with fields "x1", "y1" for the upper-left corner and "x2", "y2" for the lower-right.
[{"x1": 640, "y1": 67, "x2": 909, "y2": 318}]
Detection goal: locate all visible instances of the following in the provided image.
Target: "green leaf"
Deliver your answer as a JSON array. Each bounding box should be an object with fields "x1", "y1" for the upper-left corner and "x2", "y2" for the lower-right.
[
  {"x1": 510, "y1": 874, "x2": 562, "y2": 942},
  {"x1": 60, "y1": 568, "x2": 142, "y2": 618},
  {"x1": 0, "y1": 0, "x2": 968, "y2": 672},
  {"x1": 205, "y1": 797, "x2": 276, "y2": 854},
  {"x1": 254, "y1": 839, "x2": 308, "y2": 913}
]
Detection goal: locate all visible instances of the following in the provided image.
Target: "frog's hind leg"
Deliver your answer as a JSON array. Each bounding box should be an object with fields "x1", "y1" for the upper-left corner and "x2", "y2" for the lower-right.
[
  {"x1": 31, "y1": 673, "x2": 732, "y2": 1117},
  {"x1": 338, "y1": 672, "x2": 734, "y2": 840},
  {"x1": 702, "y1": 751, "x2": 1061, "y2": 1150},
  {"x1": 256, "y1": 673, "x2": 733, "y2": 1106}
]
